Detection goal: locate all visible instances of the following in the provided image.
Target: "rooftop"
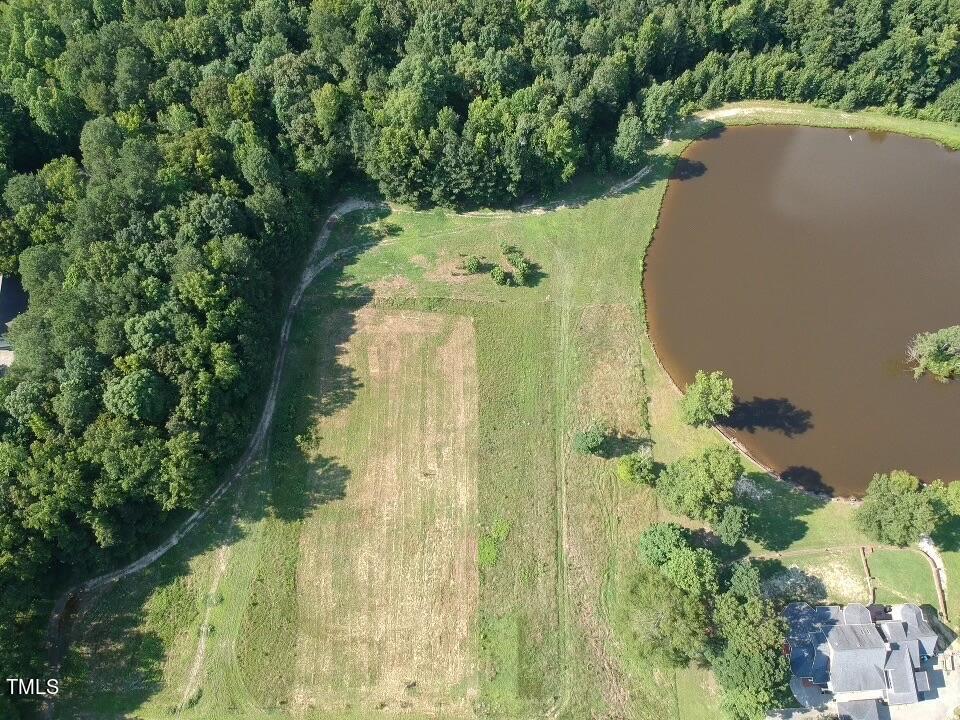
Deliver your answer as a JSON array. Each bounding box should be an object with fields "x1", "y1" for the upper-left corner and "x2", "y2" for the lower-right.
[{"x1": 785, "y1": 602, "x2": 940, "y2": 715}]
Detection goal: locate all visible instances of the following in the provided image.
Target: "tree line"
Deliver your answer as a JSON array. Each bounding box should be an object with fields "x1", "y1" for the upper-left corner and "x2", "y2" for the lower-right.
[{"x1": 0, "y1": 0, "x2": 958, "y2": 715}]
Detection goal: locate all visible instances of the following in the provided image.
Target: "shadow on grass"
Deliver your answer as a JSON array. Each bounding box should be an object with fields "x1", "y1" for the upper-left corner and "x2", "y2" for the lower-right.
[
  {"x1": 932, "y1": 515, "x2": 960, "y2": 553},
  {"x1": 739, "y1": 471, "x2": 827, "y2": 552},
  {"x1": 56, "y1": 582, "x2": 168, "y2": 716},
  {"x1": 600, "y1": 431, "x2": 650, "y2": 459},
  {"x1": 518, "y1": 258, "x2": 548, "y2": 287},
  {"x1": 752, "y1": 557, "x2": 829, "y2": 606},
  {"x1": 669, "y1": 119, "x2": 727, "y2": 142}
]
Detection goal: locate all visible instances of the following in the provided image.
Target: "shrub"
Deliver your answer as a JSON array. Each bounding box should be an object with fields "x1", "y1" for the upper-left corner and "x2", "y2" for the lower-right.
[
  {"x1": 478, "y1": 518, "x2": 511, "y2": 569},
  {"x1": 907, "y1": 325, "x2": 960, "y2": 382},
  {"x1": 616, "y1": 453, "x2": 656, "y2": 485},
  {"x1": 573, "y1": 421, "x2": 607, "y2": 455},
  {"x1": 513, "y1": 257, "x2": 531, "y2": 286},
  {"x1": 500, "y1": 243, "x2": 535, "y2": 286},
  {"x1": 501, "y1": 243, "x2": 523, "y2": 264},
  {"x1": 463, "y1": 255, "x2": 482, "y2": 274},
  {"x1": 490, "y1": 265, "x2": 511, "y2": 285}
]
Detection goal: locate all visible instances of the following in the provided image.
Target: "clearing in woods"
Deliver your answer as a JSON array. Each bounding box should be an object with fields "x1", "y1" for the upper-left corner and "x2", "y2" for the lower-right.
[
  {"x1": 56, "y1": 150, "x2": 715, "y2": 718},
  {"x1": 55, "y1": 103, "x2": 957, "y2": 720}
]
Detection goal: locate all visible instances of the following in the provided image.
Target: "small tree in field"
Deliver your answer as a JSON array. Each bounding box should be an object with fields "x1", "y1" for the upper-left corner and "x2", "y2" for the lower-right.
[
  {"x1": 463, "y1": 255, "x2": 482, "y2": 274},
  {"x1": 679, "y1": 369, "x2": 734, "y2": 426},
  {"x1": 616, "y1": 453, "x2": 656, "y2": 485},
  {"x1": 573, "y1": 421, "x2": 607, "y2": 455}
]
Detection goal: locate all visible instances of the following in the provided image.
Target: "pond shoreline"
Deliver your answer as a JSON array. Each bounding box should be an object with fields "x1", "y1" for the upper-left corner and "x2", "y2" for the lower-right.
[
  {"x1": 643, "y1": 317, "x2": 852, "y2": 504},
  {"x1": 640, "y1": 101, "x2": 960, "y2": 503}
]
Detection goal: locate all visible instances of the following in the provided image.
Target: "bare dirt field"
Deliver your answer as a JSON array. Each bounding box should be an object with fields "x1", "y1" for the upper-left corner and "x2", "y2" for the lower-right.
[{"x1": 292, "y1": 309, "x2": 479, "y2": 717}]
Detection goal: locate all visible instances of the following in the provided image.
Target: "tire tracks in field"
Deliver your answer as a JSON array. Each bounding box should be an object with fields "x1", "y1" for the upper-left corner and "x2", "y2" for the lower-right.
[
  {"x1": 544, "y1": 234, "x2": 576, "y2": 719},
  {"x1": 176, "y1": 543, "x2": 230, "y2": 715},
  {"x1": 43, "y1": 199, "x2": 381, "y2": 720}
]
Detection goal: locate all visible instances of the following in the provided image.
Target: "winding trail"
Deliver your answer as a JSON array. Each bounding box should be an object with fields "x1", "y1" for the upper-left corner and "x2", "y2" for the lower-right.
[
  {"x1": 42, "y1": 163, "x2": 663, "y2": 718},
  {"x1": 43, "y1": 198, "x2": 381, "y2": 719},
  {"x1": 41, "y1": 105, "x2": 889, "y2": 718}
]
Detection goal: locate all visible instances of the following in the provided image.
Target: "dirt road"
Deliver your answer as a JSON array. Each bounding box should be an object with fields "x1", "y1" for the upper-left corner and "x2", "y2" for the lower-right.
[{"x1": 42, "y1": 198, "x2": 380, "y2": 719}]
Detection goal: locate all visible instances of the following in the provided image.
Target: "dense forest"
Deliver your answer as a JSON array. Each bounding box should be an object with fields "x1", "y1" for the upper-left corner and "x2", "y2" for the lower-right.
[{"x1": 0, "y1": 0, "x2": 958, "y2": 715}]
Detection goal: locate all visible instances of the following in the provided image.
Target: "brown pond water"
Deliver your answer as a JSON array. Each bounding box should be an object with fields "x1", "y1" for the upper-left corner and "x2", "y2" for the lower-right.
[{"x1": 646, "y1": 125, "x2": 960, "y2": 497}]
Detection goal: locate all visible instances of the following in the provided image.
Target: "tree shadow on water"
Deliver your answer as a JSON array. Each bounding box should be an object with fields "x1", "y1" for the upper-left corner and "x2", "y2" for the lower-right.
[
  {"x1": 725, "y1": 397, "x2": 813, "y2": 437},
  {"x1": 780, "y1": 466, "x2": 832, "y2": 495},
  {"x1": 671, "y1": 157, "x2": 707, "y2": 180}
]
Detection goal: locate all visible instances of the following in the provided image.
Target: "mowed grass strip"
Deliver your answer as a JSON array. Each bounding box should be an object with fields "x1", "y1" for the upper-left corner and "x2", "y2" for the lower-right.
[
  {"x1": 698, "y1": 100, "x2": 960, "y2": 149},
  {"x1": 288, "y1": 309, "x2": 479, "y2": 717}
]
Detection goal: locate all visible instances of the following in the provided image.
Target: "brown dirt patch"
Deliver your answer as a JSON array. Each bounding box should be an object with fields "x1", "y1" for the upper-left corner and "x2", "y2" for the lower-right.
[
  {"x1": 292, "y1": 309, "x2": 479, "y2": 718},
  {"x1": 369, "y1": 274, "x2": 416, "y2": 301},
  {"x1": 764, "y1": 552, "x2": 869, "y2": 605},
  {"x1": 422, "y1": 250, "x2": 486, "y2": 285}
]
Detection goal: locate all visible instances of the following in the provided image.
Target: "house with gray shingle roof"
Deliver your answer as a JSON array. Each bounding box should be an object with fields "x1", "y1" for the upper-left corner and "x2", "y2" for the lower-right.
[{"x1": 785, "y1": 602, "x2": 940, "y2": 720}]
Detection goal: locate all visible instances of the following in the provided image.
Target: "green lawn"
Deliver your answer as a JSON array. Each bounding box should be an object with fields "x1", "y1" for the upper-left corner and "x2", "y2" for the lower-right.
[
  {"x1": 53, "y1": 101, "x2": 960, "y2": 719},
  {"x1": 870, "y1": 549, "x2": 941, "y2": 611}
]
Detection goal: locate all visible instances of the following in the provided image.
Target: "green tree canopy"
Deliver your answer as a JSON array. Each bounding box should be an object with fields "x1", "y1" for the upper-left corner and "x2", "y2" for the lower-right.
[
  {"x1": 628, "y1": 565, "x2": 709, "y2": 667},
  {"x1": 710, "y1": 563, "x2": 790, "y2": 720},
  {"x1": 657, "y1": 445, "x2": 743, "y2": 524},
  {"x1": 855, "y1": 470, "x2": 939, "y2": 546},
  {"x1": 679, "y1": 369, "x2": 735, "y2": 427},
  {"x1": 908, "y1": 325, "x2": 960, "y2": 382}
]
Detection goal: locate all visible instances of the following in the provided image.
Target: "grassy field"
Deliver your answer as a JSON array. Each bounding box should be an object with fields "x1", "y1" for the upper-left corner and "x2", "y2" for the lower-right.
[
  {"x1": 57, "y1": 133, "x2": 723, "y2": 719},
  {"x1": 54, "y1": 101, "x2": 960, "y2": 719}
]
